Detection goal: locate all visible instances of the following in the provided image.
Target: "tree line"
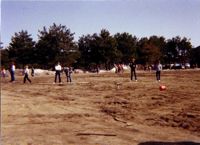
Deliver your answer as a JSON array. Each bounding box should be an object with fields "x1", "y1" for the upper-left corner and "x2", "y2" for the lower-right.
[{"x1": 1, "y1": 23, "x2": 200, "y2": 70}]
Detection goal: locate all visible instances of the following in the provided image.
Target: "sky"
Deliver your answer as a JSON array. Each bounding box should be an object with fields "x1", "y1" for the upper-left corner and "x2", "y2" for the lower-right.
[{"x1": 1, "y1": 0, "x2": 200, "y2": 48}]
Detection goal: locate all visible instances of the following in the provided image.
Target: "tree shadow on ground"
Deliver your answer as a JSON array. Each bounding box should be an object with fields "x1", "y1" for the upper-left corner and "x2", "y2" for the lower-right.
[{"x1": 138, "y1": 141, "x2": 200, "y2": 145}]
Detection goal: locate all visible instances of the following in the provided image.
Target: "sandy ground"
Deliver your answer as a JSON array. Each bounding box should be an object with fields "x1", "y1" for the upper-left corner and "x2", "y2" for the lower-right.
[{"x1": 1, "y1": 69, "x2": 200, "y2": 145}]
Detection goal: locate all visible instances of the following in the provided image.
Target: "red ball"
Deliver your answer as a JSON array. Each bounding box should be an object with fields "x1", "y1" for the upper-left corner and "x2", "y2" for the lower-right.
[{"x1": 159, "y1": 85, "x2": 166, "y2": 91}]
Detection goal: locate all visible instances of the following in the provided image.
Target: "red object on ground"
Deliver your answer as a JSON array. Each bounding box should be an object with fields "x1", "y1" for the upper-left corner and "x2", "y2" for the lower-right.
[{"x1": 159, "y1": 85, "x2": 166, "y2": 91}]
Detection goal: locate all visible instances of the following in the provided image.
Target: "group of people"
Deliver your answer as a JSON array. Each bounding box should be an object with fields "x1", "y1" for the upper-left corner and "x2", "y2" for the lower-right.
[
  {"x1": 3, "y1": 62, "x2": 34, "y2": 84},
  {"x1": 2, "y1": 59, "x2": 162, "y2": 84},
  {"x1": 129, "y1": 58, "x2": 162, "y2": 82},
  {"x1": 114, "y1": 64, "x2": 124, "y2": 74},
  {"x1": 54, "y1": 62, "x2": 73, "y2": 84},
  {"x1": 2, "y1": 61, "x2": 73, "y2": 84}
]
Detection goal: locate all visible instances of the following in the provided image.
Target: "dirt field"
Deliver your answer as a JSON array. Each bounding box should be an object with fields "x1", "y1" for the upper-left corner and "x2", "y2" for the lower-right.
[{"x1": 1, "y1": 69, "x2": 200, "y2": 145}]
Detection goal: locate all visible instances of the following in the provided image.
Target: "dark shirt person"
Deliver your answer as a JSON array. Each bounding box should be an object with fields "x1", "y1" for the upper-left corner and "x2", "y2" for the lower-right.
[
  {"x1": 129, "y1": 58, "x2": 137, "y2": 81},
  {"x1": 31, "y1": 67, "x2": 35, "y2": 77}
]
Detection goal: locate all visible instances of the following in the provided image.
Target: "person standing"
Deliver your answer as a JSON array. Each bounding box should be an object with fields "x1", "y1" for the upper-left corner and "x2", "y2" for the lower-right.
[
  {"x1": 1, "y1": 67, "x2": 7, "y2": 79},
  {"x1": 31, "y1": 67, "x2": 35, "y2": 77},
  {"x1": 129, "y1": 58, "x2": 137, "y2": 81},
  {"x1": 10, "y1": 62, "x2": 16, "y2": 82},
  {"x1": 64, "y1": 66, "x2": 73, "y2": 83},
  {"x1": 23, "y1": 65, "x2": 31, "y2": 83},
  {"x1": 114, "y1": 64, "x2": 118, "y2": 73},
  {"x1": 54, "y1": 62, "x2": 62, "y2": 84},
  {"x1": 96, "y1": 65, "x2": 100, "y2": 74},
  {"x1": 156, "y1": 60, "x2": 162, "y2": 81}
]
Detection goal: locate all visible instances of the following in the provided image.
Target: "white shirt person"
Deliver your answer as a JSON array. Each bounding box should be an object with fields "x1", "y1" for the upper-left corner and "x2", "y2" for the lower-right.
[
  {"x1": 54, "y1": 62, "x2": 62, "y2": 83},
  {"x1": 23, "y1": 65, "x2": 31, "y2": 83},
  {"x1": 156, "y1": 61, "x2": 162, "y2": 81}
]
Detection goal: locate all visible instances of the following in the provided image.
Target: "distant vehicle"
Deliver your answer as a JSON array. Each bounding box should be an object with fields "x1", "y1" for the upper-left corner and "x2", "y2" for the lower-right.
[
  {"x1": 171, "y1": 63, "x2": 182, "y2": 69},
  {"x1": 162, "y1": 64, "x2": 171, "y2": 69},
  {"x1": 184, "y1": 63, "x2": 190, "y2": 69},
  {"x1": 171, "y1": 63, "x2": 190, "y2": 69}
]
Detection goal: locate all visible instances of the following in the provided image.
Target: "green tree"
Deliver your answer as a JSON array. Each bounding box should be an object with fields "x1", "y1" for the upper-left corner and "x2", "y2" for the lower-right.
[
  {"x1": 78, "y1": 34, "x2": 93, "y2": 69},
  {"x1": 1, "y1": 48, "x2": 10, "y2": 68},
  {"x1": 8, "y1": 30, "x2": 35, "y2": 66},
  {"x1": 99, "y1": 29, "x2": 121, "y2": 69},
  {"x1": 190, "y1": 46, "x2": 200, "y2": 67},
  {"x1": 164, "y1": 36, "x2": 192, "y2": 64},
  {"x1": 137, "y1": 36, "x2": 163, "y2": 65},
  {"x1": 78, "y1": 30, "x2": 121, "y2": 70},
  {"x1": 90, "y1": 29, "x2": 120, "y2": 69},
  {"x1": 179, "y1": 37, "x2": 192, "y2": 64},
  {"x1": 114, "y1": 32, "x2": 137, "y2": 64},
  {"x1": 149, "y1": 35, "x2": 166, "y2": 63},
  {"x1": 36, "y1": 23, "x2": 79, "y2": 68}
]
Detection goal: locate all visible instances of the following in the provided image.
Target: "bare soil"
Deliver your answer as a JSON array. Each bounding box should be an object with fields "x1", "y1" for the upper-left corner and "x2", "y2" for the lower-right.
[{"x1": 1, "y1": 70, "x2": 200, "y2": 145}]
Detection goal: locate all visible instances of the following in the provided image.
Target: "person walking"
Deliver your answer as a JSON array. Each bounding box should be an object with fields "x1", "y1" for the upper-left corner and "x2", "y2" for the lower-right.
[
  {"x1": 129, "y1": 58, "x2": 137, "y2": 81},
  {"x1": 155, "y1": 60, "x2": 162, "y2": 81},
  {"x1": 54, "y1": 62, "x2": 62, "y2": 84},
  {"x1": 23, "y1": 65, "x2": 31, "y2": 83},
  {"x1": 10, "y1": 62, "x2": 16, "y2": 82}
]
